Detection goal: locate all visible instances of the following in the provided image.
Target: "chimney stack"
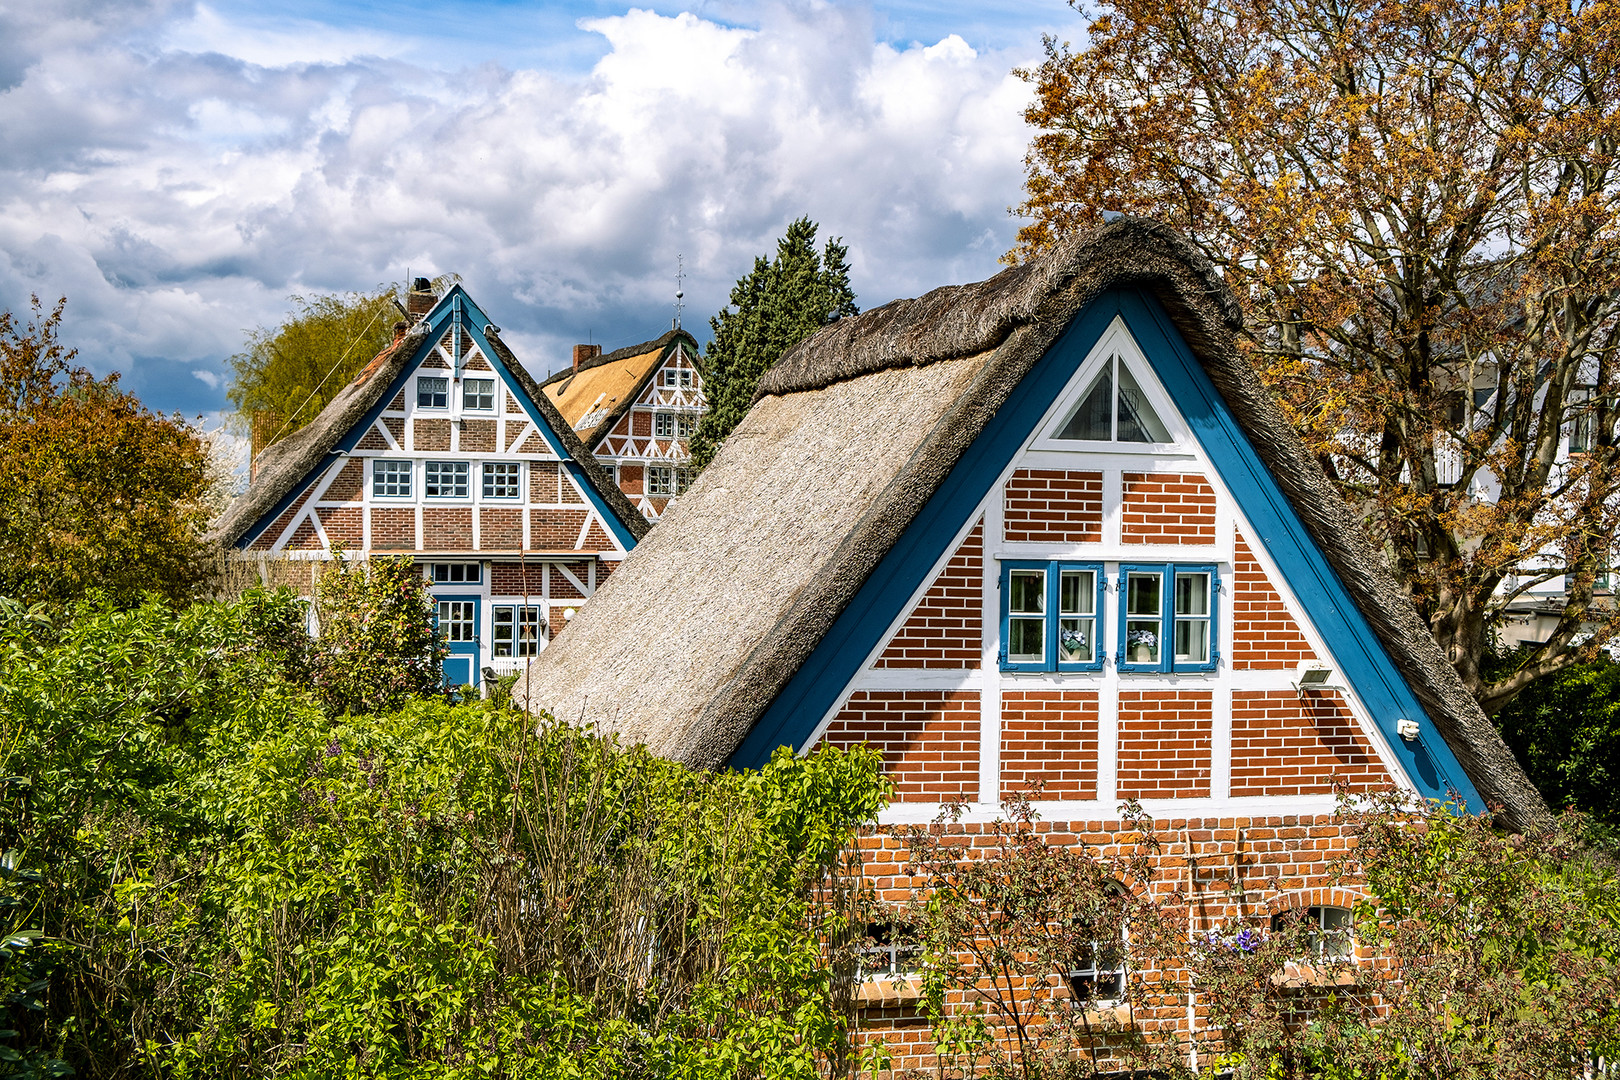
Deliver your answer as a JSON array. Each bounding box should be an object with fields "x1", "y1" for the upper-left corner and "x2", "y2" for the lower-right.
[
  {"x1": 572, "y1": 344, "x2": 602, "y2": 371},
  {"x1": 406, "y1": 277, "x2": 437, "y2": 321}
]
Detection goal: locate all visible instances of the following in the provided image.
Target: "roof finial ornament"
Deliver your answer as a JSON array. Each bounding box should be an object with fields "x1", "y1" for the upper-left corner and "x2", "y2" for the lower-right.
[{"x1": 673, "y1": 253, "x2": 685, "y2": 331}]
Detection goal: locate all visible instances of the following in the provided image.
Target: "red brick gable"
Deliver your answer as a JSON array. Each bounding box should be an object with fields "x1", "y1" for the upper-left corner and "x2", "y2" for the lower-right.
[
  {"x1": 999, "y1": 690, "x2": 1099, "y2": 799},
  {"x1": 820, "y1": 690, "x2": 979, "y2": 802},
  {"x1": 1002, "y1": 469, "x2": 1102, "y2": 543},
  {"x1": 1231, "y1": 533, "x2": 1317, "y2": 669},
  {"x1": 875, "y1": 520, "x2": 983, "y2": 669},
  {"x1": 1117, "y1": 690, "x2": 1212, "y2": 798},
  {"x1": 1121, "y1": 472, "x2": 1216, "y2": 544},
  {"x1": 1231, "y1": 690, "x2": 1390, "y2": 796}
]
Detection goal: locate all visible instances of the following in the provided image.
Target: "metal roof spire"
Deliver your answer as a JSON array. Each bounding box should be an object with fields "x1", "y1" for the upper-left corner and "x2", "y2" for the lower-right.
[{"x1": 673, "y1": 253, "x2": 685, "y2": 331}]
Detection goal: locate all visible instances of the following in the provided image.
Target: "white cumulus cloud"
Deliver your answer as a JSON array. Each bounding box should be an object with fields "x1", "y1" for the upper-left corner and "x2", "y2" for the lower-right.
[{"x1": 0, "y1": 1, "x2": 1043, "y2": 414}]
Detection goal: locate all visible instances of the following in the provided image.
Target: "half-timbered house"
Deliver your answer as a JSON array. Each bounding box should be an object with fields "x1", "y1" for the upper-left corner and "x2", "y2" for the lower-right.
[
  {"x1": 512, "y1": 220, "x2": 1547, "y2": 1067},
  {"x1": 539, "y1": 329, "x2": 707, "y2": 520},
  {"x1": 213, "y1": 280, "x2": 649, "y2": 689}
]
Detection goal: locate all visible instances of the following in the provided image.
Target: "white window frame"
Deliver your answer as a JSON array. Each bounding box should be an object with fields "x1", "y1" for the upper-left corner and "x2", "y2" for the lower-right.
[
  {"x1": 437, "y1": 599, "x2": 476, "y2": 642},
  {"x1": 655, "y1": 412, "x2": 677, "y2": 438},
  {"x1": 481, "y1": 462, "x2": 521, "y2": 499},
  {"x1": 1271, "y1": 905, "x2": 1354, "y2": 961},
  {"x1": 492, "y1": 605, "x2": 544, "y2": 657},
  {"x1": 463, "y1": 378, "x2": 496, "y2": 411},
  {"x1": 430, "y1": 563, "x2": 481, "y2": 584},
  {"x1": 647, "y1": 465, "x2": 674, "y2": 496},
  {"x1": 425, "y1": 460, "x2": 470, "y2": 499},
  {"x1": 417, "y1": 376, "x2": 449, "y2": 409},
  {"x1": 372, "y1": 459, "x2": 413, "y2": 498}
]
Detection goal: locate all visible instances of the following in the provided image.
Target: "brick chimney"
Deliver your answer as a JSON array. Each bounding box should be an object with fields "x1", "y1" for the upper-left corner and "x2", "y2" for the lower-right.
[
  {"x1": 406, "y1": 277, "x2": 437, "y2": 321},
  {"x1": 573, "y1": 344, "x2": 602, "y2": 371}
]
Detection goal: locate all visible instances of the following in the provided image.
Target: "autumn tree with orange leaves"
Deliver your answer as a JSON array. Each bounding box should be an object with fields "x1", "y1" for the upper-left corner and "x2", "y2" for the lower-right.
[
  {"x1": 0, "y1": 297, "x2": 213, "y2": 606},
  {"x1": 1016, "y1": 0, "x2": 1620, "y2": 711}
]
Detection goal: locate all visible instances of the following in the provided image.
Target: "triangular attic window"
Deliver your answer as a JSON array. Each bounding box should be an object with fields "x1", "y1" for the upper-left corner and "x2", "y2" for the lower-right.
[{"x1": 1055, "y1": 355, "x2": 1171, "y2": 443}]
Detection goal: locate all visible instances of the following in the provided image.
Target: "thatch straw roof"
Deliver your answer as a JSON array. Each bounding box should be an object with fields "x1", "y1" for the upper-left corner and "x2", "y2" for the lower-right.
[
  {"x1": 514, "y1": 218, "x2": 1547, "y2": 830},
  {"x1": 212, "y1": 289, "x2": 647, "y2": 550},
  {"x1": 539, "y1": 329, "x2": 701, "y2": 449}
]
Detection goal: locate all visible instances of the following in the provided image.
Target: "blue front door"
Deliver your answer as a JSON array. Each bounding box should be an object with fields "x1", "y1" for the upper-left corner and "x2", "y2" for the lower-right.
[{"x1": 437, "y1": 596, "x2": 481, "y2": 688}]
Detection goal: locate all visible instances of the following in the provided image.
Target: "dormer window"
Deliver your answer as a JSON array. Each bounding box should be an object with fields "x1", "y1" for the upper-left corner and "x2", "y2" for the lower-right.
[{"x1": 1056, "y1": 355, "x2": 1170, "y2": 443}]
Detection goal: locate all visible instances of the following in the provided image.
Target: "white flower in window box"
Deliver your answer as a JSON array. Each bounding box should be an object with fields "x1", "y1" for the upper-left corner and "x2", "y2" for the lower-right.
[{"x1": 1127, "y1": 628, "x2": 1158, "y2": 663}]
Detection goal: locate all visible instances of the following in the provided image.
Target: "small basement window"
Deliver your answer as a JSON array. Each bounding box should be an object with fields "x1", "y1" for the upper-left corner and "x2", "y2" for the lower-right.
[
  {"x1": 859, "y1": 922, "x2": 921, "y2": 980},
  {"x1": 1270, "y1": 905, "x2": 1353, "y2": 961}
]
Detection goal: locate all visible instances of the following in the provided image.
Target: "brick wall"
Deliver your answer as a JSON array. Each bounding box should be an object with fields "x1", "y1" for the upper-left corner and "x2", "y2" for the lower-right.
[
  {"x1": 853, "y1": 811, "x2": 1374, "y2": 1075},
  {"x1": 323, "y1": 458, "x2": 364, "y2": 501},
  {"x1": 369, "y1": 507, "x2": 415, "y2": 550},
  {"x1": 249, "y1": 490, "x2": 311, "y2": 551},
  {"x1": 383, "y1": 417, "x2": 404, "y2": 446},
  {"x1": 549, "y1": 564, "x2": 587, "y2": 600},
  {"x1": 461, "y1": 418, "x2": 496, "y2": 452},
  {"x1": 479, "y1": 507, "x2": 522, "y2": 550},
  {"x1": 632, "y1": 411, "x2": 651, "y2": 437},
  {"x1": 560, "y1": 472, "x2": 584, "y2": 503},
  {"x1": 387, "y1": 390, "x2": 405, "y2": 411},
  {"x1": 1121, "y1": 472, "x2": 1216, "y2": 544},
  {"x1": 999, "y1": 689, "x2": 1099, "y2": 799},
  {"x1": 288, "y1": 515, "x2": 321, "y2": 550},
  {"x1": 414, "y1": 418, "x2": 451, "y2": 452},
  {"x1": 1117, "y1": 689, "x2": 1212, "y2": 798},
  {"x1": 530, "y1": 509, "x2": 587, "y2": 549},
  {"x1": 1002, "y1": 469, "x2": 1103, "y2": 543},
  {"x1": 355, "y1": 424, "x2": 389, "y2": 451},
  {"x1": 317, "y1": 506, "x2": 361, "y2": 547},
  {"x1": 423, "y1": 507, "x2": 472, "y2": 549},
  {"x1": 491, "y1": 561, "x2": 546, "y2": 595},
  {"x1": 820, "y1": 690, "x2": 979, "y2": 802},
  {"x1": 619, "y1": 463, "x2": 643, "y2": 496},
  {"x1": 506, "y1": 391, "x2": 524, "y2": 414},
  {"x1": 582, "y1": 519, "x2": 615, "y2": 551},
  {"x1": 876, "y1": 520, "x2": 983, "y2": 668},
  {"x1": 1231, "y1": 690, "x2": 1390, "y2": 796},
  {"x1": 1231, "y1": 534, "x2": 1316, "y2": 669},
  {"x1": 530, "y1": 461, "x2": 560, "y2": 504}
]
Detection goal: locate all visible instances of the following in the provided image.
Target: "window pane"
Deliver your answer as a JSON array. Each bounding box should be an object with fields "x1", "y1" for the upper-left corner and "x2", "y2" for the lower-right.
[
  {"x1": 1117, "y1": 363, "x2": 1171, "y2": 442},
  {"x1": 1060, "y1": 570, "x2": 1094, "y2": 615},
  {"x1": 1059, "y1": 617, "x2": 1093, "y2": 663},
  {"x1": 1009, "y1": 570, "x2": 1045, "y2": 614},
  {"x1": 372, "y1": 460, "x2": 412, "y2": 497},
  {"x1": 1174, "y1": 573, "x2": 1209, "y2": 616},
  {"x1": 464, "y1": 378, "x2": 495, "y2": 410},
  {"x1": 438, "y1": 601, "x2": 476, "y2": 641},
  {"x1": 1174, "y1": 619, "x2": 1209, "y2": 663},
  {"x1": 648, "y1": 466, "x2": 673, "y2": 495},
  {"x1": 1126, "y1": 573, "x2": 1161, "y2": 617},
  {"x1": 493, "y1": 607, "x2": 514, "y2": 657},
  {"x1": 417, "y1": 377, "x2": 448, "y2": 408},
  {"x1": 426, "y1": 461, "x2": 469, "y2": 497},
  {"x1": 1009, "y1": 617, "x2": 1044, "y2": 662},
  {"x1": 655, "y1": 413, "x2": 675, "y2": 437},
  {"x1": 1056, "y1": 364, "x2": 1113, "y2": 440},
  {"x1": 482, "y1": 462, "x2": 520, "y2": 498}
]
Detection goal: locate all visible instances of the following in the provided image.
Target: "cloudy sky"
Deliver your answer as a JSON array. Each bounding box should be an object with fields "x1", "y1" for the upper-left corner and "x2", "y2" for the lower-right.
[{"x1": 0, "y1": 0, "x2": 1079, "y2": 419}]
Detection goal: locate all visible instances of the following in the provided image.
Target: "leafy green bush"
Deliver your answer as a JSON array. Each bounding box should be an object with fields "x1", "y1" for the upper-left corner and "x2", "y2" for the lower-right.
[{"x1": 0, "y1": 591, "x2": 890, "y2": 1078}]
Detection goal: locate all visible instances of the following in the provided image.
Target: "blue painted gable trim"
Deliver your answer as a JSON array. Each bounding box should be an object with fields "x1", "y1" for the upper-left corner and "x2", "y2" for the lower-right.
[
  {"x1": 727, "y1": 289, "x2": 1482, "y2": 811},
  {"x1": 235, "y1": 285, "x2": 637, "y2": 553}
]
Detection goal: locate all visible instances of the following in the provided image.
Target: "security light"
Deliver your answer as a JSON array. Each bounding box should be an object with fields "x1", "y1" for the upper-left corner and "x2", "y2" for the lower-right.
[
  {"x1": 1396, "y1": 718, "x2": 1421, "y2": 742},
  {"x1": 1294, "y1": 662, "x2": 1334, "y2": 689}
]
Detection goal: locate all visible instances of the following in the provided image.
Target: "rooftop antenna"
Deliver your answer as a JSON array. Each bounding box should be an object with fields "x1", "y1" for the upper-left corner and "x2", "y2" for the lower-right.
[{"x1": 673, "y1": 253, "x2": 685, "y2": 331}]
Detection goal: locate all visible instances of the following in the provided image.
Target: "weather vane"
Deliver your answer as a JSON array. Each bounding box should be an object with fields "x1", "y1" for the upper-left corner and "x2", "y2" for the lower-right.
[{"x1": 674, "y1": 253, "x2": 685, "y2": 331}]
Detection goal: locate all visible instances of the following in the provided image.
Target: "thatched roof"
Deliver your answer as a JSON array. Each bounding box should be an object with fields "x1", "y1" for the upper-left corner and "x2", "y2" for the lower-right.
[
  {"x1": 212, "y1": 288, "x2": 647, "y2": 550},
  {"x1": 539, "y1": 329, "x2": 701, "y2": 450},
  {"x1": 514, "y1": 218, "x2": 1548, "y2": 830}
]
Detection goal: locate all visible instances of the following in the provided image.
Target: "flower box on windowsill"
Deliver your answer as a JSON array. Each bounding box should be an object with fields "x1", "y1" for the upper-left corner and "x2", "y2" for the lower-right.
[{"x1": 855, "y1": 975, "x2": 924, "y2": 1007}]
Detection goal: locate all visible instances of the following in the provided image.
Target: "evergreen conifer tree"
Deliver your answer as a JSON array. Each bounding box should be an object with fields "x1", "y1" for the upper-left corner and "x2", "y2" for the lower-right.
[{"x1": 689, "y1": 218, "x2": 857, "y2": 469}]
